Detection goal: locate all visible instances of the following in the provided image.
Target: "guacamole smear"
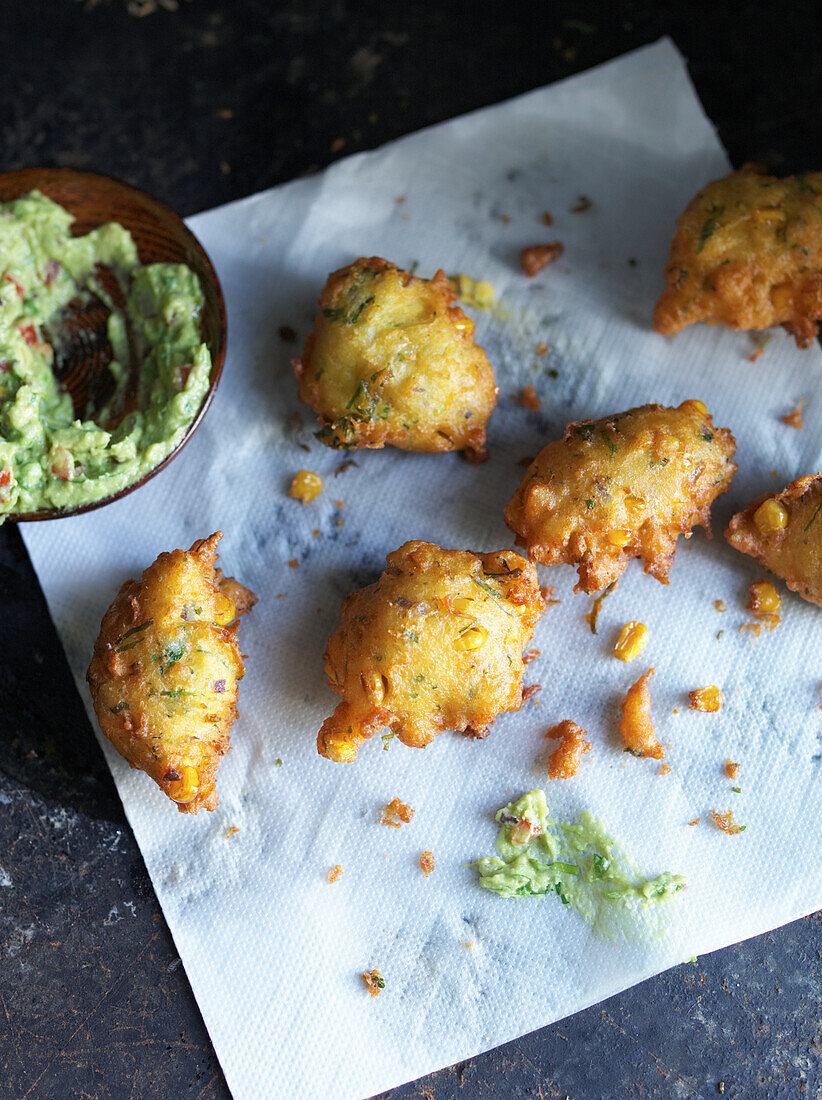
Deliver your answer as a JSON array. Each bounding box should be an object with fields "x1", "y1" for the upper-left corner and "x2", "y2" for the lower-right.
[
  {"x1": 0, "y1": 190, "x2": 212, "y2": 518},
  {"x1": 476, "y1": 790, "x2": 686, "y2": 940}
]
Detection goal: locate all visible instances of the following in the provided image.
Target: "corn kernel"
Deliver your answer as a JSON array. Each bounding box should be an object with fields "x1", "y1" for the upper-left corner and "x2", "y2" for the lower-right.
[
  {"x1": 362, "y1": 669, "x2": 388, "y2": 704},
  {"x1": 754, "y1": 207, "x2": 786, "y2": 223},
  {"x1": 167, "y1": 764, "x2": 200, "y2": 804},
  {"x1": 451, "y1": 596, "x2": 475, "y2": 615},
  {"x1": 454, "y1": 624, "x2": 488, "y2": 651},
  {"x1": 289, "y1": 469, "x2": 323, "y2": 503},
  {"x1": 680, "y1": 399, "x2": 707, "y2": 418},
  {"x1": 753, "y1": 498, "x2": 788, "y2": 535},
  {"x1": 689, "y1": 686, "x2": 723, "y2": 712},
  {"x1": 613, "y1": 621, "x2": 648, "y2": 663},
  {"x1": 771, "y1": 284, "x2": 793, "y2": 312},
  {"x1": 608, "y1": 528, "x2": 631, "y2": 548},
  {"x1": 748, "y1": 580, "x2": 781, "y2": 617},
  {"x1": 213, "y1": 592, "x2": 236, "y2": 626}
]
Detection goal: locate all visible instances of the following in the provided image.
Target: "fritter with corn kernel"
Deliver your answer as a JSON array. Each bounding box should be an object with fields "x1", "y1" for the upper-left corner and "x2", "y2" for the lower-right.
[
  {"x1": 87, "y1": 532, "x2": 256, "y2": 813},
  {"x1": 318, "y1": 540, "x2": 545, "y2": 762},
  {"x1": 654, "y1": 168, "x2": 822, "y2": 347},
  {"x1": 294, "y1": 257, "x2": 497, "y2": 457},
  {"x1": 726, "y1": 474, "x2": 822, "y2": 606},
  {"x1": 504, "y1": 401, "x2": 737, "y2": 593}
]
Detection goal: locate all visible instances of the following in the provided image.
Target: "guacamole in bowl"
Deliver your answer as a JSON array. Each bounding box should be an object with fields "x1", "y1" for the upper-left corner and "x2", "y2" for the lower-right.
[{"x1": 0, "y1": 180, "x2": 223, "y2": 521}]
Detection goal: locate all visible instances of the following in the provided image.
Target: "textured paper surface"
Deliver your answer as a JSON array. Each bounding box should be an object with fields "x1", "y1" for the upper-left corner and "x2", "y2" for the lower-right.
[{"x1": 22, "y1": 40, "x2": 822, "y2": 1100}]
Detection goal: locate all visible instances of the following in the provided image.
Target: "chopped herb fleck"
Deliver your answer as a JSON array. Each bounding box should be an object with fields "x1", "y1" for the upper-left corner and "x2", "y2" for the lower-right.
[
  {"x1": 160, "y1": 638, "x2": 185, "y2": 674},
  {"x1": 697, "y1": 206, "x2": 724, "y2": 252},
  {"x1": 115, "y1": 619, "x2": 153, "y2": 645}
]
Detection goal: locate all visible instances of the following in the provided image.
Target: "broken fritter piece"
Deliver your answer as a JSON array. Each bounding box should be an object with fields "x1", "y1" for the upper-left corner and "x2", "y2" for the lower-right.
[
  {"x1": 545, "y1": 719, "x2": 591, "y2": 779},
  {"x1": 654, "y1": 168, "x2": 822, "y2": 347},
  {"x1": 86, "y1": 532, "x2": 256, "y2": 813},
  {"x1": 318, "y1": 540, "x2": 545, "y2": 762},
  {"x1": 726, "y1": 473, "x2": 822, "y2": 606},
  {"x1": 619, "y1": 668, "x2": 664, "y2": 759},
  {"x1": 294, "y1": 257, "x2": 497, "y2": 457},
  {"x1": 504, "y1": 401, "x2": 737, "y2": 593}
]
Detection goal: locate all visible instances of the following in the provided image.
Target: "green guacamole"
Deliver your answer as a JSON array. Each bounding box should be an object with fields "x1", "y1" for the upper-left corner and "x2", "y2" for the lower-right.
[
  {"x1": 0, "y1": 190, "x2": 212, "y2": 518},
  {"x1": 476, "y1": 790, "x2": 686, "y2": 940}
]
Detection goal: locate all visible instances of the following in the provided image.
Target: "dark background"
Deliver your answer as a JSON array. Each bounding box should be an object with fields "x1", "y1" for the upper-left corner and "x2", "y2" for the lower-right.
[{"x1": 2, "y1": 2, "x2": 821, "y2": 1097}]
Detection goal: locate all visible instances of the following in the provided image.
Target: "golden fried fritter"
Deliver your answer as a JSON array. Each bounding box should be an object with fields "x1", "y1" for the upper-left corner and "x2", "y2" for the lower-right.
[
  {"x1": 294, "y1": 257, "x2": 497, "y2": 457},
  {"x1": 654, "y1": 168, "x2": 822, "y2": 347},
  {"x1": 504, "y1": 401, "x2": 737, "y2": 593},
  {"x1": 87, "y1": 532, "x2": 256, "y2": 813},
  {"x1": 726, "y1": 474, "x2": 822, "y2": 606},
  {"x1": 318, "y1": 540, "x2": 545, "y2": 762}
]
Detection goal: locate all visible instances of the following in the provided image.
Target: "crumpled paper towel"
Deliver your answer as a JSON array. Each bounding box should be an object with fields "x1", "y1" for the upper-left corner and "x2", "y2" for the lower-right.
[{"x1": 21, "y1": 39, "x2": 822, "y2": 1100}]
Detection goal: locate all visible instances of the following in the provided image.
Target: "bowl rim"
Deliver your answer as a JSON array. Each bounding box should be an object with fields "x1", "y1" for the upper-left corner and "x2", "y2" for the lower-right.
[{"x1": 0, "y1": 166, "x2": 227, "y2": 524}]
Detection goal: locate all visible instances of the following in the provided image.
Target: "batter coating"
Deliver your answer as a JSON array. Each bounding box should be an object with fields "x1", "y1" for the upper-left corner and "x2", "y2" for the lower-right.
[
  {"x1": 654, "y1": 169, "x2": 822, "y2": 347},
  {"x1": 726, "y1": 474, "x2": 822, "y2": 606},
  {"x1": 294, "y1": 257, "x2": 497, "y2": 457},
  {"x1": 318, "y1": 540, "x2": 545, "y2": 762},
  {"x1": 87, "y1": 532, "x2": 256, "y2": 813},
  {"x1": 504, "y1": 401, "x2": 737, "y2": 593}
]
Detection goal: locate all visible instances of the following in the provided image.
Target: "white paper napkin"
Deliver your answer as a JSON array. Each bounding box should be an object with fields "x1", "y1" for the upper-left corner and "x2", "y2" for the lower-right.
[{"x1": 21, "y1": 39, "x2": 822, "y2": 1100}]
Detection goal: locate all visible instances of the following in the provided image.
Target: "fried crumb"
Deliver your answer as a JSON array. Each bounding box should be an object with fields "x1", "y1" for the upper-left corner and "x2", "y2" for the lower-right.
[
  {"x1": 746, "y1": 580, "x2": 781, "y2": 631},
  {"x1": 521, "y1": 242, "x2": 564, "y2": 276},
  {"x1": 328, "y1": 864, "x2": 343, "y2": 884},
  {"x1": 546, "y1": 719, "x2": 591, "y2": 779},
  {"x1": 394, "y1": 195, "x2": 405, "y2": 204},
  {"x1": 523, "y1": 648, "x2": 541, "y2": 664},
  {"x1": 714, "y1": 599, "x2": 726, "y2": 612},
  {"x1": 782, "y1": 398, "x2": 804, "y2": 429},
  {"x1": 518, "y1": 384, "x2": 542, "y2": 411},
  {"x1": 660, "y1": 762, "x2": 671, "y2": 775},
  {"x1": 381, "y1": 797, "x2": 414, "y2": 828},
  {"x1": 362, "y1": 969, "x2": 384, "y2": 996},
  {"x1": 276, "y1": 592, "x2": 287, "y2": 599},
  {"x1": 330, "y1": 137, "x2": 346, "y2": 152},
  {"x1": 748, "y1": 332, "x2": 771, "y2": 361},
  {"x1": 335, "y1": 459, "x2": 358, "y2": 476},
  {"x1": 619, "y1": 668, "x2": 664, "y2": 759},
  {"x1": 541, "y1": 212, "x2": 554, "y2": 226},
  {"x1": 542, "y1": 585, "x2": 560, "y2": 608},
  {"x1": 711, "y1": 809, "x2": 746, "y2": 835},
  {"x1": 287, "y1": 558, "x2": 299, "y2": 569},
  {"x1": 740, "y1": 622, "x2": 762, "y2": 638},
  {"x1": 500, "y1": 214, "x2": 511, "y2": 224},
  {"x1": 225, "y1": 825, "x2": 240, "y2": 839},
  {"x1": 570, "y1": 195, "x2": 592, "y2": 214},
  {"x1": 522, "y1": 683, "x2": 542, "y2": 705},
  {"x1": 335, "y1": 499, "x2": 344, "y2": 509},
  {"x1": 689, "y1": 686, "x2": 724, "y2": 712},
  {"x1": 420, "y1": 850, "x2": 435, "y2": 877},
  {"x1": 536, "y1": 341, "x2": 549, "y2": 356},
  {"x1": 278, "y1": 324, "x2": 297, "y2": 342},
  {"x1": 312, "y1": 529, "x2": 320, "y2": 537},
  {"x1": 688, "y1": 818, "x2": 700, "y2": 826},
  {"x1": 725, "y1": 759, "x2": 739, "y2": 780},
  {"x1": 460, "y1": 940, "x2": 475, "y2": 949},
  {"x1": 216, "y1": 107, "x2": 233, "y2": 120}
]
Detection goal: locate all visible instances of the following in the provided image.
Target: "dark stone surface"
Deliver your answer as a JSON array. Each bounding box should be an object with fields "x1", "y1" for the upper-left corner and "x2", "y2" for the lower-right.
[{"x1": 1, "y1": 2, "x2": 821, "y2": 1097}]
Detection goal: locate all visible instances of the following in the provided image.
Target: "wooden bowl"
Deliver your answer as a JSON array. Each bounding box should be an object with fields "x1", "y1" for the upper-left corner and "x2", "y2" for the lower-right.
[{"x1": 0, "y1": 167, "x2": 226, "y2": 522}]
